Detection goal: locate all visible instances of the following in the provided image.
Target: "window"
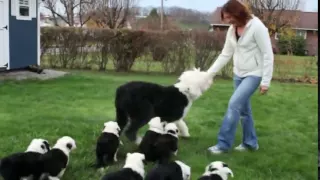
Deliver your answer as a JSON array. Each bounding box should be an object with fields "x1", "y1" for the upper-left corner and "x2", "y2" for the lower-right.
[
  {"x1": 16, "y1": 0, "x2": 32, "y2": 20},
  {"x1": 296, "y1": 30, "x2": 307, "y2": 39},
  {"x1": 19, "y1": 0, "x2": 29, "y2": 16}
]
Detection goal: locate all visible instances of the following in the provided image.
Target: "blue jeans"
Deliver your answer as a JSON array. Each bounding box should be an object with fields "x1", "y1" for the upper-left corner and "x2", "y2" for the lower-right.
[{"x1": 216, "y1": 74, "x2": 261, "y2": 151}]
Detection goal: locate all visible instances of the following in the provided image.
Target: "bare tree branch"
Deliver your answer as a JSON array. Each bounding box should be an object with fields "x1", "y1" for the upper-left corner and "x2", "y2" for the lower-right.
[
  {"x1": 42, "y1": 0, "x2": 95, "y2": 27},
  {"x1": 90, "y1": 0, "x2": 138, "y2": 29},
  {"x1": 244, "y1": 0, "x2": 303, "y2": 34}
]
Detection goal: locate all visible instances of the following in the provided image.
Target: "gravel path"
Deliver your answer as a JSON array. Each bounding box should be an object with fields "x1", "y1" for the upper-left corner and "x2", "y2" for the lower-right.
[{"x1": 0, "y1": 69, "x2": 69, "y2": 81}]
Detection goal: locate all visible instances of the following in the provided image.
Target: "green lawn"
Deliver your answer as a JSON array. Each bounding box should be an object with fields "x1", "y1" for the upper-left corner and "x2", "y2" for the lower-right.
[{"x1": 0, "y1": 71, "x2": 317, "y2": 180}]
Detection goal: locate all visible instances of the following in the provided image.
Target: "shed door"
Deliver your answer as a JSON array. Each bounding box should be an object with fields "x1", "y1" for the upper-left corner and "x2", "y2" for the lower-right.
[{"x1": 0, "y1": 0, "x2": 9, "y2": 68}]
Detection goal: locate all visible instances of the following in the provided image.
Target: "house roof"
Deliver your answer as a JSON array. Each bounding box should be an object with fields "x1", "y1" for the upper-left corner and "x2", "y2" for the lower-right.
[{"x1": 210, "y1": 7, "x2": 318, "y2": 30}]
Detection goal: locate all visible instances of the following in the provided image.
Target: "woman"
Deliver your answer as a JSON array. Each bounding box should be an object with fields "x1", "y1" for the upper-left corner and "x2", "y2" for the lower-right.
[{"x1": 207, "y1": 0, "x2": 274, "y2": 154}]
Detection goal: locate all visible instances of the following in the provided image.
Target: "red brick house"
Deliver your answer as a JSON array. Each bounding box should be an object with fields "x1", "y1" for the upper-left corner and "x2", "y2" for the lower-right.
[{"x1": 209, "y1": 7, "x2": 318, "y2": 56}]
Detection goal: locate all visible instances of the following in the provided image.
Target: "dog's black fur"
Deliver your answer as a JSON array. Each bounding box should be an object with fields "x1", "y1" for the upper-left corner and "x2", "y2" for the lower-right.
[
  {"x1": 0, "y1": 152, "x2": 43, "y2": 180},
  {"x1": 0, "y1": 141, "x2": 50, "y2": 180},
  {"x1": 138, "y1": 130, "x2": 163, "y2": 162},
  {"x1": 101, "y1": 168, "x2": 143, "y2": 180},
  {"x1": 34, "y1": 148, "x2": 69, "y2": 180},
  {"x1": 95, "y1": 132, "x2": 120, "y2": 168},
  {"x1": 145, "y1": 161, "x2": 185, "y2": 180},
  {"x1": 153, "y1": 132, "x2": 178, "y2": 163},
  {"x1": 115, "y1": 81, "x2": 189, "y2": 142},
  {"x1": 197, "y1": 174, "x2": 224, "y2": 180}
]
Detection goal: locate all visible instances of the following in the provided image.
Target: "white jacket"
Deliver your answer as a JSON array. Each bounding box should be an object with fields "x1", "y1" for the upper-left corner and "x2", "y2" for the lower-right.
[{"x1": 207, "y1": 15, "x2": 274, "y2": 87}]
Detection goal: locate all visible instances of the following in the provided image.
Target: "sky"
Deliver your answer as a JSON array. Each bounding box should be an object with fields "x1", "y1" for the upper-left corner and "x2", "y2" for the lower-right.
[
  {"x1": 138, "y1": 0, "x2": 318, "y2": 12},
  {"x1": 40, "y1": 0, "x2": 318, "y2": 15}
]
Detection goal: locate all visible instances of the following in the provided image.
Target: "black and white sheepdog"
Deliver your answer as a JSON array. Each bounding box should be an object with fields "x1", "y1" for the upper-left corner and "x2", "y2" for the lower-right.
[
  {"x1": 145, "y1": 160, "x2": 191, "y2": 180},
  {"x1": 95, "y1": 121, "x2": 121, "y2": 169},
  {"x1": 138, "y1": 116, "x2": 167, "y2": 162},
  {"x1": 115, "y1": 68, "x2": 214, "y2": 144},
  {"x1": 153, "y1": 122, "x2": 179, "y2": 163},
  {"x1": 0, "y1": 138, "x2": 50, "y2": 180},
  {"x1": 101, "y1": 152, "x2": 146, "y2": 180},
  {"x1": 36, "y1": 136, "x2": 76, "y2": 180},
  {"x1": 197, "y1": 161, "x2": 234, "y2": 180}
]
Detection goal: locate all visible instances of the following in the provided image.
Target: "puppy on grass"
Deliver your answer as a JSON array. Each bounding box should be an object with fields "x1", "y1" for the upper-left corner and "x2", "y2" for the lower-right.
[
  {"x1": 101, "y1": 152, "x2": 146, "y2": 180},
  {"x1": 0, "y1": 138, "x2": 50, "y2": 180},
  {"x1": 197, "y1": 161, "x2": 234, "y2": 180},
  {"x1": 36, "y1": 136, "x2": 76, "y2": 180},
  {"x1": 145, "y1": 160, "x2": 191, "y2": 180},
  {"x1": 138, "y1": 117, "x2": 167, "y2": 162},
  {"x1": 153, "y1": 123, "x2": 179, "y2": 163},
  {"x1": 94, "y1": 121, "x2": 122, "y2": 169}
]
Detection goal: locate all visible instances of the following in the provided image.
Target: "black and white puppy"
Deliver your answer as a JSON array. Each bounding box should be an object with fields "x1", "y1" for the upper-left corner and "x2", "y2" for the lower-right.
[
  {"x1": 145, "y1": 160, "x2": 191, "y2": 180},
  {"x1": 36, "y1": 136, "x2": 76, "y2": 180},
  {"x1": 95, "y1": 121, "x2": 121, "y2": 169},
  {"x1": 138, "y1": 117, "x2": 167, "y2": 162},
  {"x1": 0, "y1": 138, "x2": 50, "y2": 180},
  {"x1": 153, "y1": 123, "x2": 179, "y2": 163},
  {"x1": 101, "y1": 152, "x2": 146, "y2": 180},
  {"x1": 115, "y1": 68, "x2": 215, "y2": 144},
  {"x1": 197, "y1": 161, "x2": 234, "y2": 180}
]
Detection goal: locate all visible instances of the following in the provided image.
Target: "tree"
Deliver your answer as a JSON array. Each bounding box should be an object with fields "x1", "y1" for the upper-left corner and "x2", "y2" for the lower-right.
[
  {"x1": 41, "y1": 0, "x2": 95, "y2": 27},
  {"x1": 89, "y1": 0, "x2": 138, "y2": 29},
  {"x1": 243, "y1": 0, "x2": 303, "y2": 34}
]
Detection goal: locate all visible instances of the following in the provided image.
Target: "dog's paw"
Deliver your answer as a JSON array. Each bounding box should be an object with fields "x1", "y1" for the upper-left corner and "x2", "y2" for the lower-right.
[
  {"x1": 135, "y1": 136, "x2": 142, "y2": 145},
  {"x1": 179, "y1": 132, "x2": 191, "y2": 138}
]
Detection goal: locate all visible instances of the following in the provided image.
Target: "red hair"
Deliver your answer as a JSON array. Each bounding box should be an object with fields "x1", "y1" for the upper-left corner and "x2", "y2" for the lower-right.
[{"x1": 221, "y1": 0, "x2": 252, "y2": 26}]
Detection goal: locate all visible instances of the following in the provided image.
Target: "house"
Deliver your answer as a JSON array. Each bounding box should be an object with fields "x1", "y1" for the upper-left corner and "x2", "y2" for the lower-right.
[
  {"x1": 209, "y1": 7, "x2": 318, "y2": 56},
  {"x1": 0, "y1": 0, "x2": 41, "y2": 71}
]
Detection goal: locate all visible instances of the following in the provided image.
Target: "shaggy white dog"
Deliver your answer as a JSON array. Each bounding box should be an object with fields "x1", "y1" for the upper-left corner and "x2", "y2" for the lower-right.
[{"x1": 115, "y1": 67, "x2": 214, "y2": 144}]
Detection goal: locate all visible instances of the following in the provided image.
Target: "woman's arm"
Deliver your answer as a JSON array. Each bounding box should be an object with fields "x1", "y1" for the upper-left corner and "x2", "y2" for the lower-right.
[
  {"x1": 254, "y1": 24, "x2": 274, "y2": 87},
  {"x1": 207, "y1": 26, "x2": 235, "y2": 74}
]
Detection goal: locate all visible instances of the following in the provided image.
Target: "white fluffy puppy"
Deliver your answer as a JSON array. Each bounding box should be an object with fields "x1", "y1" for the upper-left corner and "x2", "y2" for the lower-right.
[
  {"x1": 36, "y1": 136, "x2": 76, "y2": 180},
  {"x1": 101, "y1": 152, "x2": 146, "y2": 180},
  {"x1": 198, "y1": 161, "x2": 234, "y2": 180}
]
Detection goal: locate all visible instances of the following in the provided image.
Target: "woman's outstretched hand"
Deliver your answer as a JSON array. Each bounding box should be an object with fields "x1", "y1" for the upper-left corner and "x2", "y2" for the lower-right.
[{"x1": 259, "y1": 85, "x2": 269, "y2": 95}]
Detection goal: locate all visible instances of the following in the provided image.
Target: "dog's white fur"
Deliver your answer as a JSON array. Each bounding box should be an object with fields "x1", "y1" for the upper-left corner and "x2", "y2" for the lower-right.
[
  {"x1": 175, "y1": 160, "x2": 191, "y2": 180},
  {"x1": 25, "y1": 138, "x2": 50, "y2": 154},
  {"x1": 148, "y1": 117, "x2": 166, "y2": 134},
  {"x1": 203, "y1": 161, "x2": 234, "y2": 180},
  {"x1": 103, "y1": 121, "x2": 121, "y2": 137},
  {"x1": 123, "y1": 152, "x2": 146, "y2": 178},
  {"x1": 172, "y1": 67, "x2": 214, "y2": 137},
  {"x1": 52, "y1": 136, "x2": 76, "y2": 157},
  {"x1": 175, "y1": 67, "x2": 214, "y2": 101},
  {"x1": 164, "y1": 123, "x2": 179, "y2": 138}
]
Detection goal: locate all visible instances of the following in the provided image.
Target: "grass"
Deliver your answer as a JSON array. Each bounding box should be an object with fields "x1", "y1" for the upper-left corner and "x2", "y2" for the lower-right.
[
  {"x1": 42, "y1": 53, "x2": 318, "y2": 79},
  {"x1": 0, "y1": 70, "x2": 317, "y2": 180}
]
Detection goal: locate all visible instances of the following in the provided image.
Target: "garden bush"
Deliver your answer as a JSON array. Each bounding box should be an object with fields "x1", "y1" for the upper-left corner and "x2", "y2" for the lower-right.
[{"x1": 40, "y1": 27, "x2": 317, "y2": 83}]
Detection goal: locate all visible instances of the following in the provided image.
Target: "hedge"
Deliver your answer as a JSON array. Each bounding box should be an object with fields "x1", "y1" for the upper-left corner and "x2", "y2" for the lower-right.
[
  {"x1": 40, "y1": 27, "x2": 317, "y2": 83},
  {"x1": 40, "y1": 27, "x2": 227, "y2": 74}
]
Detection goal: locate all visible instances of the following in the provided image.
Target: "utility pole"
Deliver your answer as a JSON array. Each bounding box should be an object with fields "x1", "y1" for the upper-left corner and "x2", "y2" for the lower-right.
[{"x1": 160, "y1": 0, "x2": 164, "y2": 31}]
